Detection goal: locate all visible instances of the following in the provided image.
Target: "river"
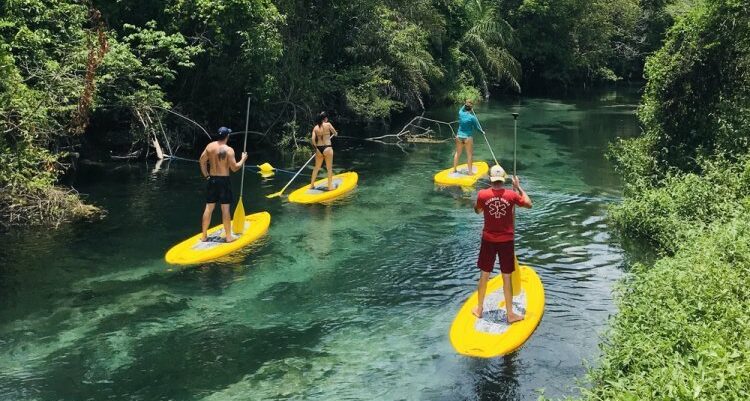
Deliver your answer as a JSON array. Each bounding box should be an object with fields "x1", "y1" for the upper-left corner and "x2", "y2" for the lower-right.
[{"x1": 0, "y1": 90, "x2": 640, "y2": 400}]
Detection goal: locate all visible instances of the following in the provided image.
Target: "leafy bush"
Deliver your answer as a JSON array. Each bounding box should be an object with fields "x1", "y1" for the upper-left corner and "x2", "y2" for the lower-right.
[
  {"x1": 610, "y1": 157, "x2": 750, "y2": 255},
  {"x1": 629, "y1": 0, "x2": 750, "y2": 179},
  {"x1": 582, "y1": 215, "x2": 750, "y2": 400},
  {"x1": 581, "y1": 2, "x2": 750, "y2": 400}
]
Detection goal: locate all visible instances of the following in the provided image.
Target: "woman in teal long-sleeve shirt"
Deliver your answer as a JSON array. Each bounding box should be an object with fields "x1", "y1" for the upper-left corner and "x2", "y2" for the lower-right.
[{"x1": 454, "y1": 99, "x2": 483, "y2": 174}]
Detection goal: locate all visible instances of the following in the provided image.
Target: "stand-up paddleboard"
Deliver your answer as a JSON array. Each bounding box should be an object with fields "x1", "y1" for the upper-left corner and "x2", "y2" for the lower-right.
[
  {"x1": 450, "y1": 262, "x2": 544, "y2": 358},
  {"x1": 434, "y1": 162, "x2": 489, "y2": 187},
  {"x1": 288, "y1": 172, "x2": 358, "y2": 204},
  {"x1": 165, "y1": 211, "x2": 271, "y2": 265}
]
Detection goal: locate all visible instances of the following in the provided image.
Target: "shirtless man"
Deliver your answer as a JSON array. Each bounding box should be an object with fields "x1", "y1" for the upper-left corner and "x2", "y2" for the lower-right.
[{"x1": 199, "y1": 127, "x2": 247, "y2": 242}]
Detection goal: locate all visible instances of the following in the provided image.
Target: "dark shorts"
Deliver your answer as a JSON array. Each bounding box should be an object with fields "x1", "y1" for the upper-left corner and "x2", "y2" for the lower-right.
[
  {"x1": 206, "y1": 176, "x2": 233, "y2": 205},
  {"x1": 478, "y1": 239, "x2": 515, "y2": 274}
]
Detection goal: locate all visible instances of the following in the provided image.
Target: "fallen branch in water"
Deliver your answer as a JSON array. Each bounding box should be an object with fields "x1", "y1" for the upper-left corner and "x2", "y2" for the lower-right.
[
  {"x1": 1, "y1": 186, "x2": 104, "y2": 231},
  {"x1": 364, "y1": 115, "x2": 457, "y2": 145}
]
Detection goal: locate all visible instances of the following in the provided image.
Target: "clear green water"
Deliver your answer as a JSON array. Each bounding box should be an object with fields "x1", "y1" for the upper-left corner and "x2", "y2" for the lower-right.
[{"x1": 0, "y1": 91, "x2": 640, "y2": 401}]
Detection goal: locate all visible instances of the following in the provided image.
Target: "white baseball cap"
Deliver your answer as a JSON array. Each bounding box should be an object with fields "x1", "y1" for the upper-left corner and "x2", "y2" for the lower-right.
[{"x1": 489, "y1": 164, "x2": 508, "y2": 183}]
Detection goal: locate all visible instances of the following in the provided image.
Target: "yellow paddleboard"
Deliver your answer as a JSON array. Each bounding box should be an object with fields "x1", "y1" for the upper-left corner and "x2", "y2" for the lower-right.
[
  {"x1": 450, "y1": 263, "x2": 545, "y2": 358},
  {"x1": 165, "y1": 211, "x2": 271, "y2": 265},
  {"x1": 287, "y1": 172, "x2": 358, "y2": 204},
  {"x1": 434, "y1": 162, "x2": 489, "y2": 187}
]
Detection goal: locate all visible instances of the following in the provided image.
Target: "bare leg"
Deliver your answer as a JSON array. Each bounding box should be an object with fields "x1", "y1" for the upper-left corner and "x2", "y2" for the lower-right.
[
  {"x1": 503, "y1": 273, "x2": 524, "y2": 323},
  {"x1": 472, "y1": 270, "x2": 490, "y2": 318},
  {"x1": 466, "y1": 137, "x2": 474, "y2": 174},
  {"x1": 221, "y1": 203, "x2": 235, "y2": 243},
  {"x1": 201, "y1": 203, "x2": 215, "y2": 241},
  {"x1": 310, "y1": 152, "x2": 324, "y2": 188},
  {"x1": 453, "y1": 138, "x2": 464, "y2": 173},
  {"x1": 324, "y1": 148, "x2": 334, "y2": 190}
]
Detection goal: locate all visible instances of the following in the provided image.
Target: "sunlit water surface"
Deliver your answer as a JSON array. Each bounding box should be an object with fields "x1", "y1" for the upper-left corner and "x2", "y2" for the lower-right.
[{"x1": 0, "y1": 91, "x2": 640, "y2": 400}]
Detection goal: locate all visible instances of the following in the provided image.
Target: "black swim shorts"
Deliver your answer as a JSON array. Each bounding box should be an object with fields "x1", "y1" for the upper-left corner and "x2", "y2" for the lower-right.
[{"x1": 206, "y1": 176, "x2": 233, "y2": 204}]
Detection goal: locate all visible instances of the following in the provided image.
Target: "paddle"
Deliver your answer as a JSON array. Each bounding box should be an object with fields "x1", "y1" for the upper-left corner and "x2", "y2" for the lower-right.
[
  {"x1": 512, "y1": 112, "x2": 519, "y2": 175},
  {"x1": 471, "y1": 110, "x2": 500, "y2": 167},
  {"x1": 266, "y1": 153, "x2": 317, "y2": 198},
  {"x1": 511, "y1": 111, "x2": 521, "y2": 296},
  {"x1": 232, "y1": 97, "x2": 252, "y2": 234}
]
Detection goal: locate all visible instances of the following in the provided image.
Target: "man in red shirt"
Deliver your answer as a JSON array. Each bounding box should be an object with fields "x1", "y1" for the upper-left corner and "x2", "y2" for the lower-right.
[{"x1": 473, "y1": 165, "x2": 532, "y2": 322}]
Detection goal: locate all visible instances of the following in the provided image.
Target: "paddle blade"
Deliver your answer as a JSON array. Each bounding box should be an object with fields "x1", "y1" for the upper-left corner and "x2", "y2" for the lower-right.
[
  {"x1": 512, "y1": 257, "x2": 522, "y2": 296},
  {"x1": 232, "y1": 198, "x2": 246, "y2": 234},
  {"x1": 266, "y1": 191, "x2": 283, "y2": 199}
]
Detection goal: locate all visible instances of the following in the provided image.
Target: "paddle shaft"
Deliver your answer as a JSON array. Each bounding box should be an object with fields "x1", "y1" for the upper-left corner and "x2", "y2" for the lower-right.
[
  {"x1": 471, "y1": 110, "x2": 500, "y2": 167},
  {"x1": 276, "y1": 154, "x2": 316, "y2": 196},
  {"x1": 239, "y1": 97, "x2": 250, "y2": 196},
  {"x1": 512, "y1": 112, "x2": 518, "y2": 176}
]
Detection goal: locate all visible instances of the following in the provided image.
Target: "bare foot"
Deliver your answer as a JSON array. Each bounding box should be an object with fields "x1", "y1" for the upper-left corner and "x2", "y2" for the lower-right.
[
  {"x1": 200, "y1": 236, "x2": 208, "y2": 242},
  {"x1": 225, "y1": 235, "x2": 237, "y2": 243},
  {"x1": 472, "y1": 306, "x2": 483, "y2": 318},
  {"x1": 507, "y1": 312, "x2": 524, "y2": 324}
]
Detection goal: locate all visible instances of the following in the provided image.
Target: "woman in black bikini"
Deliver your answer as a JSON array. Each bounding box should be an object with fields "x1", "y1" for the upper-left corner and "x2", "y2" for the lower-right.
[{"x1": 310, "y1": 111, "x2": 337, "y2": 191}]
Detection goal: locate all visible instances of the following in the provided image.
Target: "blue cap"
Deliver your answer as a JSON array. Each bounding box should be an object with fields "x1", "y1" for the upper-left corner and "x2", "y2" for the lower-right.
[{"x1": 216, "y1": 127, "x2": 231, "y2": 139}]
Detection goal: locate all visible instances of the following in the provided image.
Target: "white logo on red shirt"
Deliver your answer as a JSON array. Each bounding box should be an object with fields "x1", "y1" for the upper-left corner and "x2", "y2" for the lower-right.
[{"x1": 488, "y1": 198, "x2": 509, "y2": 218}]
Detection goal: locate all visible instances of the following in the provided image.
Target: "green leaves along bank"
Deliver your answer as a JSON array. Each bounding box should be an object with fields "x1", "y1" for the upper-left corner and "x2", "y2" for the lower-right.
[
  {"x1": 0, "y1": 0, "x2": 676, "y2": 227},
  {"x1": 579, "y1": 1, "x2": 750, "y2": 399}
]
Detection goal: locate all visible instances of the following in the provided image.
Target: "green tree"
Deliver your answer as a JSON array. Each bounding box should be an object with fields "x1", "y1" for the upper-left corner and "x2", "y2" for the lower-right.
[{"x1": 611, "y1": 0, "x2": 750, "y2": 186}]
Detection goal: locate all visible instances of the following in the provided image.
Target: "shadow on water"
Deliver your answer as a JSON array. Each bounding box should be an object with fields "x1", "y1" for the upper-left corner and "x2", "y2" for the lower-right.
[{"x1": 0, "y1": 89, "x2": 640, "y2": 400}]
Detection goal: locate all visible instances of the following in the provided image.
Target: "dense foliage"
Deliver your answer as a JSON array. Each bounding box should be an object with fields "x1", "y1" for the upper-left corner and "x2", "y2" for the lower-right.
[
  {"x1": 581, "y1": 1, "x2": 750, "y2": 399},
  {"x1": 501, "y1": 0, "x2": 681, "y2": 90},
  {"x1": 0, "y1": 0, "x2": 195, "y2": 228},
  {"x1": 611, "y1": 0, "x2": 750, "y2": 184},
  {"x1": 1, "y1": 0, "x2": 677, "y2": 228}
]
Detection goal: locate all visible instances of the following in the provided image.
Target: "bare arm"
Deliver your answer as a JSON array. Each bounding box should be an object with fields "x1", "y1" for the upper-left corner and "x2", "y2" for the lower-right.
[
  {"x1": 512, "y1": 176, "x2": 532, "y2": 208},
  {"x1": 326, "y1": 122, "x2": 338, "y2": 137},
  {"x1": 199, "y1": 149, "x2": 209, "y2": 178},
  {"x1": 311, "y1": 127, "x2": 317, "y2": 148},
  {"x1": 227, "y1": 148, "x2": 248, "y2": 172}
]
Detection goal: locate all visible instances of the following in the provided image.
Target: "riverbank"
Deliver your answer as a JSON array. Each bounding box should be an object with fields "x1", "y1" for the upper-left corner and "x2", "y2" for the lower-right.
[
  {"x1": 580, "y1": 158, "x2": 750, "y2": 400},
  {"x1": 575, "y1": 1, "x2": 750, "y2": 399}
]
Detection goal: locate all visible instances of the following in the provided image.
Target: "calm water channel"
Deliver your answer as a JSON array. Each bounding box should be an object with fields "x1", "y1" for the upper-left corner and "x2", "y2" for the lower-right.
[{"x1": 0, "y1": 90, "x2": 640, "y2": 401}]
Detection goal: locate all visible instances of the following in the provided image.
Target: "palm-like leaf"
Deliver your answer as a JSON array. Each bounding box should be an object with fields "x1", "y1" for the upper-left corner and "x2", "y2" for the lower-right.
[{"x1": 457, "y1": 0, "x2": 521, "y2": 95}]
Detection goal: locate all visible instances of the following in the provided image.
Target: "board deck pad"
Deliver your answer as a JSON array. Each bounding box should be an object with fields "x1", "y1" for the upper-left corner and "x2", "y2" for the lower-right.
[
  {"x1": 474, "y1": 289, "x2": 527, "y2": 335},
  {"x1": 165, "y1": 212, "x2": 271, "y2": 265},
  {"x1": 190, "y1": 222, "x2": 251, "y2": 250},
  {"x1": 447, "y1": 166, "x2": 480, "y2": 178},
  {"x1": 305, "y1": 178, "x2": 343, "y2": 195},
  {"x1": 449, "y1": 264, "x2": 545, "y2": 358},
  {"x1": 434, "y1": 162, "x2": 489, "y2": 187},
  {"x1": 287, "y1": 172, "x2": 358, "y2": 204}
]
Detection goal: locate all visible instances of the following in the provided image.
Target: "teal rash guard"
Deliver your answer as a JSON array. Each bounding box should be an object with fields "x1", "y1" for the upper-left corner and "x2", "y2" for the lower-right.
[{"x1": 457, "y1": 105, "x2": 482, "y2": 139}]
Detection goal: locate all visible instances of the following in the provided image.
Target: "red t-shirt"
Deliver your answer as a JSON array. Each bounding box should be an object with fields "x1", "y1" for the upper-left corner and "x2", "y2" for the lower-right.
[{"x1": 476, "y1": 188, "x2": 522, "y2": 242}]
